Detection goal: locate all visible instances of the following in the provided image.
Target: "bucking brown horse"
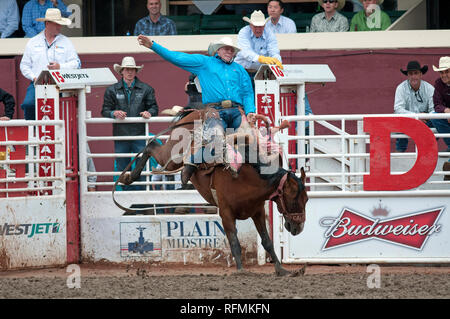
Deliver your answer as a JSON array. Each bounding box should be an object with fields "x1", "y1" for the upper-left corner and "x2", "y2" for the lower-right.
[{"x1": 117, "y1": 108, "x2": 308, "y2": 276}]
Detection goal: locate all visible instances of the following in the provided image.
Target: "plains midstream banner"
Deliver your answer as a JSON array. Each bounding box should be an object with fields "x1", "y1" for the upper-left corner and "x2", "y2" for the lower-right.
[{"x1": 81, "y1": 192, "x2": 258, "y2": 264}]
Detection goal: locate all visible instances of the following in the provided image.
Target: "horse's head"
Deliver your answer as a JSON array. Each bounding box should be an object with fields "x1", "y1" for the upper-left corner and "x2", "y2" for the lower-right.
[{"x1": 270, "y1": 168, "x2": 308, "y2": 236}]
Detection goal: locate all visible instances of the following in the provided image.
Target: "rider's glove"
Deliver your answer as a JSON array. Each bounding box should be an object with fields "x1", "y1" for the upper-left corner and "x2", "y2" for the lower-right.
[{"x1": 257, "y1": 56, "x2": 284, "y2": 69}]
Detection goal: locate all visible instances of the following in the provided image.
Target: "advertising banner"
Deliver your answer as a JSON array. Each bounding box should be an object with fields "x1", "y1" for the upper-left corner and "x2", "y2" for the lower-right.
[{"x1": 284, "y1": 197, "x2": 449, "y2": 263}]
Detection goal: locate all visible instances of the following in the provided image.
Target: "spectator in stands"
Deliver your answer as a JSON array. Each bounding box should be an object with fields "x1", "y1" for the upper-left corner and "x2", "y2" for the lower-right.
[
  {"x1": 351, "y1": 0, "x2": 364, "y2": 11},
  {"x1": 0, "y1": 0, "x2": 19, "y2": 38},
  {"x1": 137, "y1": 35, "x2": 254, "y2": 184},
  {"x1": 0, "y1": 88, "x2": 15, "y2": 120},
  {"x1": 310, "y1": 0, "x2": 348, "y2": 32},
  {"x1": 349, "y1": 0, "x2": 391, "y2": 31},
  {"x1": 393, "y1": 61, "x2": 435, "y2": 152},
  {"x1": 101, "y1": 56, "x2": 158, "y2": 191},
  {"x1": 22, "y1": 0, "x2": 70, "y2": 38},
  {"x1": 235, "y1": 10, "x2": 283, "y2": 79},
  {"x1": 134, "y1": 0, "x2": 177, "y2": 36},
  {"x1": 430, "y1": 56, "x2": 450, "y2": 178},
  {"x1": 265, "y1": 0, "x2": 296, "y2": 34},
  {"x1": 20, "y1": 8, "x2": 80, "y2": 120}
]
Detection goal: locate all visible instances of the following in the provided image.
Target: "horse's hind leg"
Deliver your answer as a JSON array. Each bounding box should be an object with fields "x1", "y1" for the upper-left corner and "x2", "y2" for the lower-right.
[
  {"x1": 119, "y1": 140, "x2": 158, "y2": 185},
  {"x1": 252, "y1": 209, "x2": 290, "y2": 276}
]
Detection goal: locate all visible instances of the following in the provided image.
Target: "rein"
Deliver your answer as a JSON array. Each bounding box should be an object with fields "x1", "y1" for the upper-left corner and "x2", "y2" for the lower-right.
[
  {"x1": 269, "y1": 172, "x2": 289, "y2": 214},
  {"x1": 112, "y1": 111, "x2": 201, "y2": 213},
  {"x1": 269, "y1": 171, "x2": 305, "y2": 223}
]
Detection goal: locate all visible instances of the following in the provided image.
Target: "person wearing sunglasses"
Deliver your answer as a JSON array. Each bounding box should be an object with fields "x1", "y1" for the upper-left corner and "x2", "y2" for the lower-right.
[
  {"x1": 393, "y1": 61, "x2": 436, "y2": 152},
  {"x1": 349, "y1": 0, "x2": 391, "y2": 31},
  {"x1": 310, "y1": 0, "x2": 348, "y2": 32}
]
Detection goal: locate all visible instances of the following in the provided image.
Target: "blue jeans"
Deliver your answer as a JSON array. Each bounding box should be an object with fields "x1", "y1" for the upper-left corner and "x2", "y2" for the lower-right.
[
  {"x1": 430, "y1": 118, "x2": 450, "y2": 151},
  {"x1": 187, "y1": 107, "x2": 241, "y2": 165},
  {"x1": 396, "y1": 120, "x2": 435, "y2": 152},
  {"x1": 21, "y1": 82, "x2": 36, "y2": 120},
  {"x1": 115, "y1": 139, "x2": 146, "y2": 191},
  {"x1": 216, "y1": 107, "x2": 242, "y2": 131}
]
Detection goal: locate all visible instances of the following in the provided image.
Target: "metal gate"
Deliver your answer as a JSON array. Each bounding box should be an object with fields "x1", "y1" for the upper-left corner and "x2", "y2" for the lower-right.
[{"x1": 275, "y1": 113, "x2": 450, "y2": 263}]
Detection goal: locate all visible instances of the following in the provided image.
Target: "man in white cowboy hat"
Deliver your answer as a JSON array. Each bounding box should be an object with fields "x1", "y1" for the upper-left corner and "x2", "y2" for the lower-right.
[
  {"x1": 350, "y1": 0, "x2": 391, "y2": 31},
  {"x1": 393, "y1": 60, "x2": 435, "y2": 152},
  {"x1": 101, "y1": 56, "x2": 159, "y2": 190},
  {"x1": 310, "y1": 0, "x2": 349, "y2": 32},
  {"x1": 234, "y1": 10, "x2": 283, "y2": 74},
  {"x1": 430, "y1": 56, "x2": 450, "y2": 177},
  {"x1": 137, "y1": 35, "x2": 254, "y2": 184},
  {"x1": 20, "y1": 8, "x2": 80, "y2": 120},
  {"x1": 22, "y1": 0, "x2": 70, "y2": 38}
]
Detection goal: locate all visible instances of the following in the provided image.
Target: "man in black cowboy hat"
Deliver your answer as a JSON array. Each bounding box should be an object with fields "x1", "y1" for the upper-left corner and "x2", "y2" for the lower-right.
[{"x1": 393, "y1": 60, "x2": 435, "y2": 152}]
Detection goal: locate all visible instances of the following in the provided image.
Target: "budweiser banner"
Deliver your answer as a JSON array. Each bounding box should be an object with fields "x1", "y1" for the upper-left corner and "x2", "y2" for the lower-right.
[
  {"x1": 321, "y1": 207, "x2": 443, "y2": 251},
  {"x1": 285, "y1": 197, "x2": 449, "y2": 262}
]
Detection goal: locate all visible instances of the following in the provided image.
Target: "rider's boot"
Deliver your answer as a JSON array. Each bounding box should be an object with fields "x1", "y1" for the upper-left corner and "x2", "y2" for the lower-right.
[{"x1": 181, "y1": 163, "x2": 198, "y2": 185}]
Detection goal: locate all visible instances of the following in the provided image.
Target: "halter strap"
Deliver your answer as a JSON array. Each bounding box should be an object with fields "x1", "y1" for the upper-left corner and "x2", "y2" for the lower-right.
[{"x1": 269, "y1": 172, "x2": 289, "y2": 214}]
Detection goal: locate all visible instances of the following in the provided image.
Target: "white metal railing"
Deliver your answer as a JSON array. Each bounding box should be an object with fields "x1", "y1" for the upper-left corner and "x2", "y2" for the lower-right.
[
  {"x1": 82, "y1": 116, "x2": 183, "y2": 191},
  {"x1": 0, "y1": 120, "x2": 66, "y2": 197},
  {"x1": 281, "y1": 113, "x2": 450, "y2": 197},
  {"x1": 79, "y1": 114, "x2": 217, "y2": 213}
]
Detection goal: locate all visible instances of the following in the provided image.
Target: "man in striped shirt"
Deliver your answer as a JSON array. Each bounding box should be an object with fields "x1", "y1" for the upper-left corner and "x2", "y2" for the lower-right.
[
  {"x1": 21, "y1": 0, "x2": 70, "y2": 38},
  {"x1": 134, "y1": 0, "x2": 177, "y2": 36}
]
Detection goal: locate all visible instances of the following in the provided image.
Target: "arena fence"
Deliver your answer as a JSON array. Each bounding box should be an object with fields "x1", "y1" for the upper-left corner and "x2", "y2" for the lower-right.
[
  {"x1": 272, "y1": 112, "x2": 450, "y2": 264},
  {"x1": 0, "y1": 119, "x2": 67, "y2": 269},
  {"x1": 2, "y1": 66, "x2": 449, "y2": 269}
]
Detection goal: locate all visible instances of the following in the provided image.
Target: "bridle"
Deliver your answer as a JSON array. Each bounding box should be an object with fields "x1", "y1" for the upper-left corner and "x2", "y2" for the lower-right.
[{"x1": 269, "y1": 171, "x2": 305, "y2": 223}]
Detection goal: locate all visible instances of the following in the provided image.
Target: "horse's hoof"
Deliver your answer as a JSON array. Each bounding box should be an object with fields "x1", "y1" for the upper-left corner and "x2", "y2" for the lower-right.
[
  {"x1": 275, "y1": 267, "x2": 290, "y2": 277},
  {"x1": 118, "y1": 172, "x2": 132, "y2": 185}
]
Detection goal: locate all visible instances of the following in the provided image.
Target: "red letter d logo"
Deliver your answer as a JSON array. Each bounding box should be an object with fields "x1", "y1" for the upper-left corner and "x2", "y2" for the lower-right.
[{"x1": 363, "y1": 117, "x2": 437, "y2": 191}]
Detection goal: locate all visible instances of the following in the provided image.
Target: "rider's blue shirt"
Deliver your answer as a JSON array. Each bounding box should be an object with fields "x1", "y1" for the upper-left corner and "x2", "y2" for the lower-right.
[{"x1": 151, "y1": 42, "x2": 255, "y2": 115}]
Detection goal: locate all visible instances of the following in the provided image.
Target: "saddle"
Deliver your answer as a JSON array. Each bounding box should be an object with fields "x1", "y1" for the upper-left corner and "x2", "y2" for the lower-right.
[{"x1": 187, "y1": 107, "x2": 285, "y2": 178}]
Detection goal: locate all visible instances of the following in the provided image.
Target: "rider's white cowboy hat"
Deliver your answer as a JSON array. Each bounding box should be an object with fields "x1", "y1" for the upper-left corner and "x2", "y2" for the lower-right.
[
  {"x1": 113, "y1": 56, "x2": 144, "y2": 74},
  {"x1": 243, "y1": 10, "x2": 270, "y2": 27},
  {"x1": 207, "y1": 37, "x2": 240, "y2": 57},
  {"x1": 358, "y1": 0, "x2": 384, "y2": 3},
  {"x1": 432, "y1": 56, "x2": 450, "y2": 72},
  {"x1": 36, "y1": 8, "x2": 71, "y2": 26},
  {"x1": 318, "y1": 0, "x2": 346, "y2": 11},
  {"x1": 161, "y1": 105, "x2": 184, "y2": 116}
]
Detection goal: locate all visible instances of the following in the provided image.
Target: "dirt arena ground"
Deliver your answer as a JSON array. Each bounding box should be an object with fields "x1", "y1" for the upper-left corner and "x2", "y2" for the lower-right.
[{"x1": 0, "y1": 262, "x2": 449, "y2": 299}]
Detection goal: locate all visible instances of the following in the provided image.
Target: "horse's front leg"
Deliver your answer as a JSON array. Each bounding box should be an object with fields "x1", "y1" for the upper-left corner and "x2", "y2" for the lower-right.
[
  {"x1": 221, "y1": 212, "x2": 243, "y2": 270},
  {"x1": 252, "y1": 208, "x2": 290, "y2": 276}
]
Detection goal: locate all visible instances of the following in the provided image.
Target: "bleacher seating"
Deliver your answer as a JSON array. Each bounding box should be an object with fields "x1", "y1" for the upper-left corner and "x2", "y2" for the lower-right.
[
  {"x1": 167, "y1": 15, "x2": 201, "y2": 35},
  {"x1": 165, "y1": 11, "x2": 406, "y2": 36},
  {"x1": 288, "y1": 12, "x2": 316, "y2": 32},
  {"x1": 385, "y1": 10, "x2": 406, "y2": 23},
  {"x1": 340, "y1": 11, "x2": 355, "y2": 26},
  {"x1": 199, "y1": 15, "x2": 245, "y2": 34}
]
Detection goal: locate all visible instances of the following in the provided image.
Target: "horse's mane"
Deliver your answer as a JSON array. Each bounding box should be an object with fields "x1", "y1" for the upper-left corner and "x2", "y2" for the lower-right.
[{"x1": 248, "y1": 154, "x2": 305, "y2": 195}]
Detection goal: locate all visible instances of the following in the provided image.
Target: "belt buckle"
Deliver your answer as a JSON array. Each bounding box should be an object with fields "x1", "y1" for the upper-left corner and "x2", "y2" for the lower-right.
[{"x1": 221, "y1": 100, "x2": 232, "y2": 108}]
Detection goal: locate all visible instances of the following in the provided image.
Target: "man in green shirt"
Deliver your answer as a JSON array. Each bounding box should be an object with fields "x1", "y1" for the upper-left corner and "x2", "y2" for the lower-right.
[{"x1": 350, "y1": 0, "x2": 391, "y2": 31}]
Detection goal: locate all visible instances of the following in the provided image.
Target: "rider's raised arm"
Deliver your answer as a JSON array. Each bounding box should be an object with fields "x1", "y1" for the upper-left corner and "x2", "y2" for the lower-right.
[
  {"x1": 239, "y1": 67, "x2": 256, "y2": 115},
  {"x1": 150, "y1": 41, "x2": 207, "y2": 75}
]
